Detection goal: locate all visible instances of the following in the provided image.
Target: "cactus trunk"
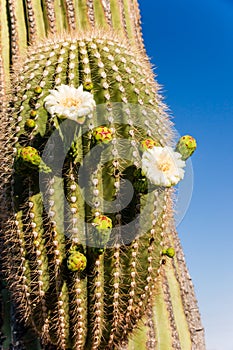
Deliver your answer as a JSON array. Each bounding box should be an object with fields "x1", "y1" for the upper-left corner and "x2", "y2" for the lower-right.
[{"x1": 0, "y1": 1, "x2": 205, "y2": 350}]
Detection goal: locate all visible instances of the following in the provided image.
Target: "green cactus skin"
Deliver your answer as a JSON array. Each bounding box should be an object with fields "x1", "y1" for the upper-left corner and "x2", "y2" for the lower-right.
[
  {"x1": 0, "y1": 0, "x2": 145, "y2": 85},
  {"x1": 0, "y1": 1, "x2": 206, "y2": 350},
  {"x1": 1, "y1": 33, "x2": 171, "y2": 350}
]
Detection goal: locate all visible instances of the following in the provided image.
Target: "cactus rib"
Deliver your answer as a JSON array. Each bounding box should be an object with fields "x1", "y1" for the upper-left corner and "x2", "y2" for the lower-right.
[{"x1": 0, "y1": 1, "x2": 206, "y2": 350}]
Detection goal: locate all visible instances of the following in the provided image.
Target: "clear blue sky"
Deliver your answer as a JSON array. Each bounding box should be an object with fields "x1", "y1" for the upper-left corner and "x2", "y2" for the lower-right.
[{"x1": 138, "y1": 1, "x2": 233, "y2": 349}]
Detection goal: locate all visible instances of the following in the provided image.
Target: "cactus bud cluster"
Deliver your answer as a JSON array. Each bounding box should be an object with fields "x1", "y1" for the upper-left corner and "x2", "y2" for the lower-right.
[{"x1": 1, "y1": 24, "x2": 198, "y2": 350}]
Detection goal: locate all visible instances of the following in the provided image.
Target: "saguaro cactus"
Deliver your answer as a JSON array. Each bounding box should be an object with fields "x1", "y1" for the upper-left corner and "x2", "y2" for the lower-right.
[{"x1": 0, "y1": 1, "x2": 205, "y2": 350}]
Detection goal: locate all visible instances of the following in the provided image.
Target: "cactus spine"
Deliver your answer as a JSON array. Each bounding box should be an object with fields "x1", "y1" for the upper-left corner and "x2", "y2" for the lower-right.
[{"x1": 0, "y1": 1, "x2": 205, "y2": 350}]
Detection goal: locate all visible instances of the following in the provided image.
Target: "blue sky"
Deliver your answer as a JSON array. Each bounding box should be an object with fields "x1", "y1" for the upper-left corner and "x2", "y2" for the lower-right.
[{"x1": 138, "y1": 1, "x2": 233, "y2": 349}]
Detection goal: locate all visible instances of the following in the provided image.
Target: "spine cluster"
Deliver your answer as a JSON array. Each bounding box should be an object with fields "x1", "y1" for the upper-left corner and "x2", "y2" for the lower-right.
[{"x1": 1, "y1": 32, "x2": 174, "y2": 350}]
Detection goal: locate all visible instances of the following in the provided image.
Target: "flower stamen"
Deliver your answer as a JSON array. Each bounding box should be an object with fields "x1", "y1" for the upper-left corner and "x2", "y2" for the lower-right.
[
  {"x1": 158, "y1": 161, "x2": 171, "y2": 172},
  {"x1": 61, "y1": 97, "x2": 81, "y2": 108}
]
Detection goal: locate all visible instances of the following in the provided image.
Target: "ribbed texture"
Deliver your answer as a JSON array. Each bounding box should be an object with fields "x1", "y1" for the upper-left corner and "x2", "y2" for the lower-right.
[
  {"x1": 1, "y1": 33, "x2": 173, "y2": 349},
  {"x1": 0, "y1": 0, "x2": 144, "y2": 83},
  {"x1": 0, "y1": 1, "x2": 206, "y2": 350}
]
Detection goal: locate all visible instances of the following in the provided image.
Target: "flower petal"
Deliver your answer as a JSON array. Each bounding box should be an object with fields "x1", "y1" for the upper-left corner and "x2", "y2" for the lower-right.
[
  {"x1": 141, "y1": 146, "x2": 186, "y2": 187},
  {"x1": 44, "y1": 84, "x2": 96, "y2": 123}
]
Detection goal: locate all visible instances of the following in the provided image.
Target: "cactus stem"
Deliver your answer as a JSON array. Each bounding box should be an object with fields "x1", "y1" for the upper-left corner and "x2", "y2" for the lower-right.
[
  {"x1": 85, "y1": 254, "x2": 105, "y2": 349},
  {"x1": 41, "y1": 0, "x2": 57, "y2": 35},
  {"x1": 93, "y1": 0, "x2": 110, "y2": 29},
  {"x1": 4, "y1": 214, "x2": 32, "y2": 323},
  {"x1": 107, "y1": 243, "x2": 122, "y2": 346},
  {"x1": 24, "y1": 0, "x2": 38, "y2": 45},
  {"x1": 65, "y1": 168, "x2": 83, "y2": 245},
  {"x1": 64, "y1": 0, "x2": 77, "y2": 32},
  {"x1": 54, "y1": 0, "x2": 68, "y2": 33},
  {"x1": 121, "y1": 240, "x2": 139, "y2": 337},
  {"x1": 70, "y1": 275, "x2": 87, "y2": 349},
  {"x1": 7, "y1": 0, "x2": 21, "y2": 65},
  {"x1": 26, "y1": 193, "x2": 50, "y2": 339},
  {"x1": 0, "y1": 18, "x2": 204, "y2": 348},
  {"x1": 152, "y1": 275, "x2": 173, "y2": 349},
  {"x1": 86, "y1": 0, "x2": 95, "y2": 28},
  {"x1": 73, "y1": 0, "x2": 90, "y2": 30}
]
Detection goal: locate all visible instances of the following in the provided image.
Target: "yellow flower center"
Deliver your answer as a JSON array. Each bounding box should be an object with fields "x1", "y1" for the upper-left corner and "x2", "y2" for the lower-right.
[
  {"x1": 158, "y1": 161, "x2": 171, "y2": 172},
  {"x1": 61, "y1": 97, "x2": 80, "y2": 108}
]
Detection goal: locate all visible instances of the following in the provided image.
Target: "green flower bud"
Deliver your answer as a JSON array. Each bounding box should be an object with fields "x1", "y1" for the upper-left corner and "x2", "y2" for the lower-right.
[
  {"x1": 93, "y1": 215, "x2": 112, "y2": 231},
  {"x1": 30, "y1": 110, "x2": 37, "y2": 118},
  {"x1": 175, "y1": 135, "x2": 197, "y2": 160},
  {"x1": 83, "y1": 81, "x2": 94, "y2": 91},
  {"x1": 34, "y1": 86, "x2": 43, "y2": 95},
  {"x1": 140, "y1": 138, "x2": 159, "y2": 151},
  {"x1": 162, "y1": 247, "x2": 175, "y2": 258},
  {"x1": 18, "y1": 146, "x2": 41, "y2": 166},
  {"x1": 15, "y1": 146, "x2": 51, "y2": 173},
  {"x1": 25, "y1": 119, "x2": 36, "y2": 129},
  {"x1": 91, "y1": 215, "x2": 113, "y2": 249},
  {"x1": 93, "y1": 126, "x2": 113, "y2": 144},
  {"x1": 67, "y1": 251, "x2": 87, "y2": 272}
]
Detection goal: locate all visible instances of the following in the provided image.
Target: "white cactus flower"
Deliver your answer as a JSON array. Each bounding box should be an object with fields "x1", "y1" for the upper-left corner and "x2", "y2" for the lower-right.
[
  {"x1": 44, "y1": 84, "x2": 96, "y2": 123},
  {"x1": 142, "y1": 146, "x2": 186, "y2": 187}
]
